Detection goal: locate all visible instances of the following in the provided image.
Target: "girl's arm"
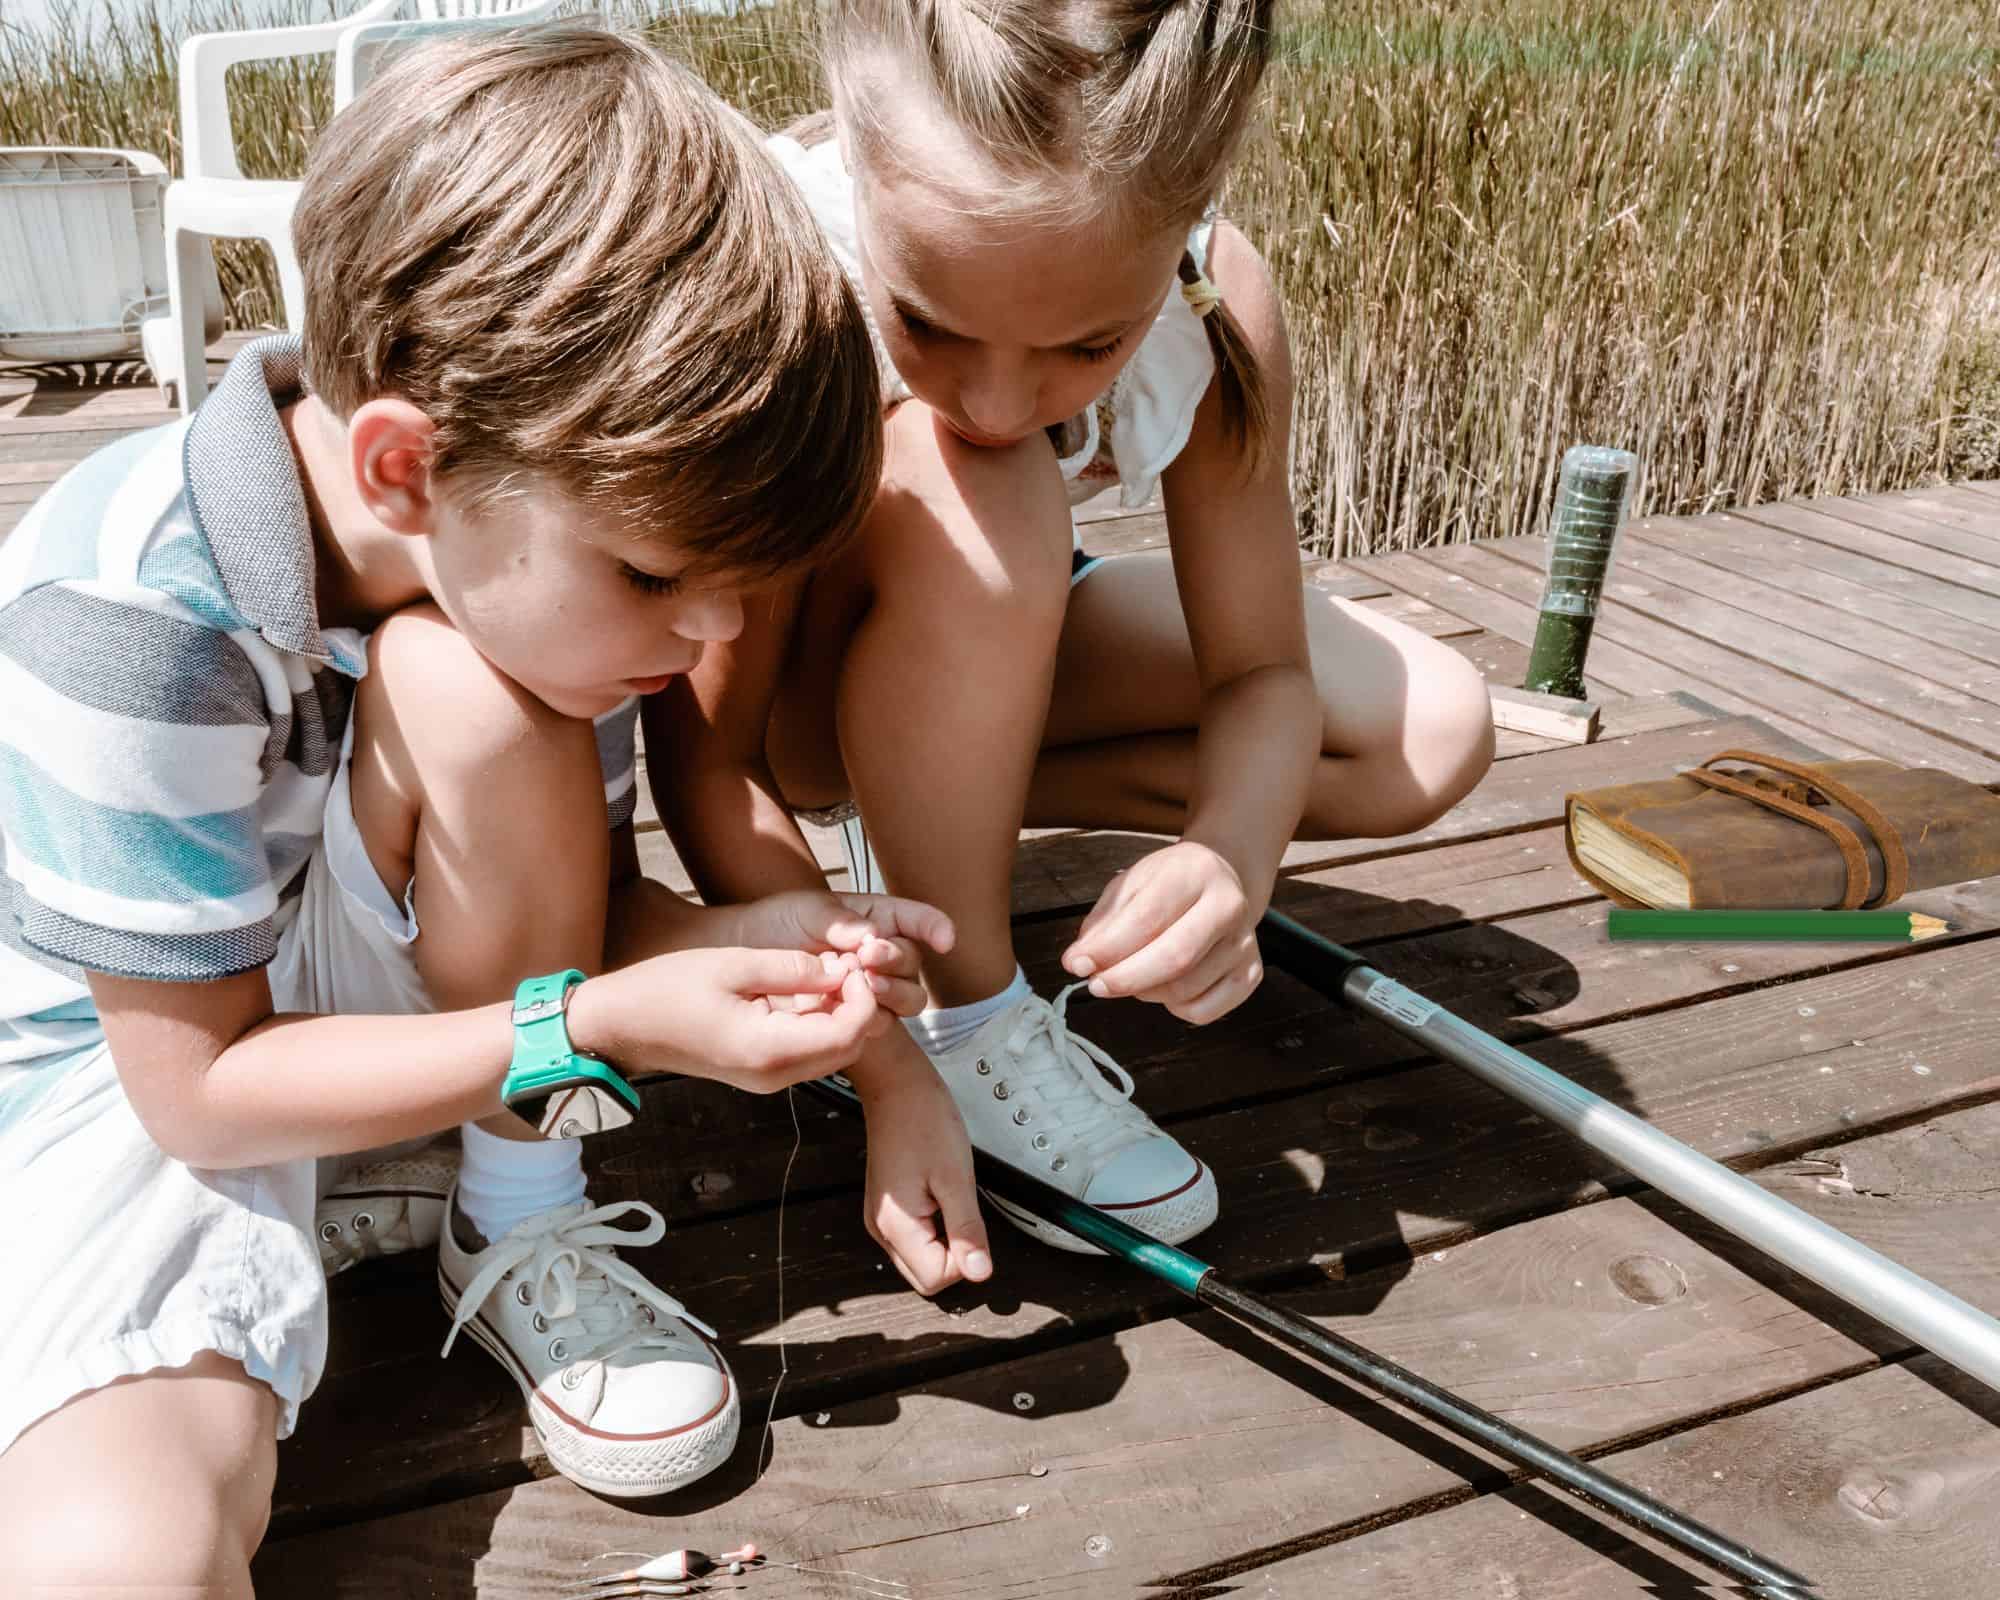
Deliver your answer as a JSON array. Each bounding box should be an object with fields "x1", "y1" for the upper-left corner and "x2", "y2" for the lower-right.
[
  {"x1": 643, "y1": 581, "x2": 833, "y2": 906},
  {"x1": 1063, "y1": 223, "x2": 1320, "y2": 1015},
  {"x1": 1161, "y1": 220, "x2": 1317, "y2": 895}
]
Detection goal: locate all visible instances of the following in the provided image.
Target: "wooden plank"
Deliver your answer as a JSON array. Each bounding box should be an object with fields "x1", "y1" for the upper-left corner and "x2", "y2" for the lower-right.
[
  {"x1": 1737, "y1": 497, "x2": 2000, "y2": 597},
  {"x1": 1599, "y1": 533, "x2": 2000, "y2": 729},
  {"x1": 0, "y1": 425, "x2": 147, "y2": 465},
  {"x1": 1623, "y1": 512, "x2": 2000, "y2": 662},
  {"x1": 1441, "y1": 540, "x2": 2000, "y2": 777},
  {"x1": 1294, "y1": 1355, "x2": 1996, "y2": 1598},
  {"x1": 253, "y1": 1094, "x2": 2000, "y2": 1592},
  {"x1": 1809, "y1": 490, "x2": 2000, "y2": 569},
  {"x1": 1487, "y1": 684, "x2": 1600, "y2": 743},
  {"x1": 265, "y1": 901, "x2": 2000, "y2": 1531},
  {"x1": 1881, "y1": 483, "x2": 2000, "y2": 545}
]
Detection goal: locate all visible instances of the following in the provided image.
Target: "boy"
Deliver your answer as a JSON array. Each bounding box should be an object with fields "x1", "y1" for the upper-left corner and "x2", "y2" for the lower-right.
[{"x1": 0, "y1": 26, "x2": 978, "y2": 1591}]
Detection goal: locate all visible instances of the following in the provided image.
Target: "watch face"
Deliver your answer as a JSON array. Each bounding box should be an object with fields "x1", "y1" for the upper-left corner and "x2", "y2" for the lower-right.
[{"x1": 527, "y1": 1082, "x2": 637, "y2": 1140}]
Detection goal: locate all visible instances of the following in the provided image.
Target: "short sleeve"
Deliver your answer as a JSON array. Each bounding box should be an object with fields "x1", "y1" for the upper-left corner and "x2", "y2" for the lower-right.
[{"x1": 0, "y1": 582, "x2": 280, "y2": 982}]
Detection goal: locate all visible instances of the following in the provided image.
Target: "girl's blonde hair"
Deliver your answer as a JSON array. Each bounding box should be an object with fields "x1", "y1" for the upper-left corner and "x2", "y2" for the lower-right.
[
  {"x1": 298, "y1": 26, "x2": 882, "y2": 575},
  {"x1": 819, "y1": 0, "x2": 1276, "y2": 467}
]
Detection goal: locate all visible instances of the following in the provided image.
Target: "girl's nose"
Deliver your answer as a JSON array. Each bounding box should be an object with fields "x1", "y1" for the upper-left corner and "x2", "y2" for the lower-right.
[{"x1": 958, "y1": 358, "x2": 1038, "y2": 440}]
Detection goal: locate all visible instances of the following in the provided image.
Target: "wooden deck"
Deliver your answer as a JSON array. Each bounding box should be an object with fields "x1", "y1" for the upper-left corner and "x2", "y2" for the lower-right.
[{"x1": 9, "y1": 353, "x2": 2000, "y2": 1597}]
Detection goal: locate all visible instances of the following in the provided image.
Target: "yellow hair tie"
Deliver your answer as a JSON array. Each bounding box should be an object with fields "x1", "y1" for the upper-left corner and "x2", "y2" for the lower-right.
[{"x1": 1180, "y1": 273, "x2": 1223, "y2": 319}]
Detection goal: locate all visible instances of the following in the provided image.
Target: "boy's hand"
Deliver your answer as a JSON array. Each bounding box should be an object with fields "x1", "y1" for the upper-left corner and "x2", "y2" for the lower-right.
[
  {"x1": 727, "y1": 890, "x2": 954, "y2": 1019},
  {"x1": 571, "y1": 948, "x2": 894, "y2": 1095},
  {"x1": 1061, "y1": 840, "x2": 1265, "y2": 1025},
  {"x1": 857, "y1": 1061, "x2": 991, "y2": 1296}
]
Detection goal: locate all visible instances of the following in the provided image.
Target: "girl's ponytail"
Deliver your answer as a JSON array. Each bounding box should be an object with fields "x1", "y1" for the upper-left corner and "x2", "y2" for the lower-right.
[{"x1": 1179, "y1": 248, "x2": 1271, "y2": 476}]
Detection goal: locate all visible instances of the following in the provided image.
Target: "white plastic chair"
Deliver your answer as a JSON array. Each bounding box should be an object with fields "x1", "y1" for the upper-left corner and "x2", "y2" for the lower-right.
[
  {"x1": 155, "y1": 0, "x2": 586, "y2": 413},
  {"x1": 0, "y1": 147, "x2": 222, "y2": 388}
]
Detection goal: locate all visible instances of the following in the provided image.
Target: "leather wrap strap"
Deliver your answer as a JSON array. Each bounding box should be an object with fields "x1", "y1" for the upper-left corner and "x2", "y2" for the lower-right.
[{"x1": 1683, "y1": 749, "x2": 1910, "y2": 910}]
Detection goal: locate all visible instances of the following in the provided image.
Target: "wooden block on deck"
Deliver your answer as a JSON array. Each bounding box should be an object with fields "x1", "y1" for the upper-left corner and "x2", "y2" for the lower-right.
[{"x1": 1488, "y1": 682, "x2": 1600, "y2": 743}]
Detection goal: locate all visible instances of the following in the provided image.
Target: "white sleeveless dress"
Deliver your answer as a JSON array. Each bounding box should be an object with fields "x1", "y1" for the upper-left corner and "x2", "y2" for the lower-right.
[{"x1": 765, "y1": 134, "x2": 1219, "y2": 523}]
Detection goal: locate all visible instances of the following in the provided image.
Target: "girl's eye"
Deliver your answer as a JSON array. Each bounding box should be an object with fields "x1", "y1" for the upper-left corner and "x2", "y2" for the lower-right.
[
  {"x1": 1073, "y1": 338, "x2": 1123, "y2": 364},
  {"x1": 620, "y1": 563, "x2": 683, "y2": 597}
]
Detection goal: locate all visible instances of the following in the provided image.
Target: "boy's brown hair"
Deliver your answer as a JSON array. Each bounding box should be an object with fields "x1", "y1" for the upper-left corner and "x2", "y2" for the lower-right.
[{"x1": 296, "y1": 25, "x2": 881, "y2": 575}]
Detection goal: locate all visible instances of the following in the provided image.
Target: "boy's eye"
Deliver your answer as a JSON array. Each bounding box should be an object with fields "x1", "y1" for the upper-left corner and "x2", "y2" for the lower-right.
[
  {"x1": 620, "y1": 562, "x2": 683, "y2": 597},
  {"x1": 898, "y1": 307, "x2": 940, "y2": 340}
]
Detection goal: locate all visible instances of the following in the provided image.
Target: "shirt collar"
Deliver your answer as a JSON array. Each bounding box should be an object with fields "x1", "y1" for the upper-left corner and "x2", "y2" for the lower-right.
[{"x1": 181, "y1": 334, "x2": 342, "y2": 665}]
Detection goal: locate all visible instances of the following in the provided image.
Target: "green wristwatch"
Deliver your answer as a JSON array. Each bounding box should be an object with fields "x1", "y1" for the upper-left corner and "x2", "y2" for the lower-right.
[{"x1": 500, "y1": 969, "x2": 640, "y2": 1139}]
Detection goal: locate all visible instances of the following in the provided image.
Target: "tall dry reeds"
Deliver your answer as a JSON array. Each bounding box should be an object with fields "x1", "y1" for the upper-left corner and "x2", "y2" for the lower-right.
[{"x1": 3, "y1": 0, "x2": 1995, "y2": 551}]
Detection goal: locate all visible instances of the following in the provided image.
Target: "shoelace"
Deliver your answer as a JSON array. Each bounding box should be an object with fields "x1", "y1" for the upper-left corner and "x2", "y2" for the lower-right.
[
  {"x1": 996, "y1": 983, "x2": 1148, "y2": 1170},
  {"x1": 441, "y1": 1199, "x2": 715, "y2": 1370}
]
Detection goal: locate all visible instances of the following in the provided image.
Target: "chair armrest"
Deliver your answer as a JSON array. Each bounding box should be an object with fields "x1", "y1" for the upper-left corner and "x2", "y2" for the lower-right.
[{"x1": 179, "y1": 0, "x2": 401, "y2": 182}]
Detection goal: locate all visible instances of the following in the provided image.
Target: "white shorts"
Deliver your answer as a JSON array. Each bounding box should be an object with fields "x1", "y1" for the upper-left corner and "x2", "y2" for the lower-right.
[{"x1": 0, "y1": 716, "x2": 435, "y2": 1455}]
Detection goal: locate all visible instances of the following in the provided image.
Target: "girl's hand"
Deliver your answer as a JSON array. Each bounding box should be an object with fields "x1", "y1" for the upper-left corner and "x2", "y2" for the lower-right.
[
  {"x1": 1061, "y1": 840, "x2": 1265, "y2": 1025},
  {"x1": 726, "y1": 890, "x2": 955, "y2": 1018},
  {"x1": 857, "y1": 1064, "x2": 992, "y2": 1296},
  {"x1": 570, "y1": 948, "x2": 896, "y2": 1095}
]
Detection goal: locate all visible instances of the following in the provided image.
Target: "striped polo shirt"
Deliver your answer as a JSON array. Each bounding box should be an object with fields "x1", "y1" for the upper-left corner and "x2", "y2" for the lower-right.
[{"x1": 0, "y1": 336, "x2": 638, "y2": 1132}]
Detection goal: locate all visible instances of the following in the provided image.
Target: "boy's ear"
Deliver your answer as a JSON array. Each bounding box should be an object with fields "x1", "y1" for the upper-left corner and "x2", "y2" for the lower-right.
[{"x1": 348, "y1": 399, "x2": 439, "y2": 537}]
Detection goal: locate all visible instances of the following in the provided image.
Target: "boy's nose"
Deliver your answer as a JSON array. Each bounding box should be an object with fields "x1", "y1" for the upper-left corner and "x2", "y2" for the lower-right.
[{"x1": 678, "y1": 588, "x2": 743, "y2": 644}]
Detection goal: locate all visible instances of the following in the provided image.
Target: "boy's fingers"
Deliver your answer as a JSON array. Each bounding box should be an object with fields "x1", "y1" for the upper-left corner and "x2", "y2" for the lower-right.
[
  {"x1": 729, "y1": 947, "x2": 843, "y2": 997},
  {"x1": 857, "y1": 935, "x2": 923, "y2": 978}
]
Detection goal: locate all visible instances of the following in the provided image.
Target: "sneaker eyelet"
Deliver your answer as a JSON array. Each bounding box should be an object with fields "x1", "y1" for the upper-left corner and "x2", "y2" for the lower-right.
[
  {"x1": 352, "y1": 1212, "x2": 374, "y2": 1231},
  {"x1": 1012, "y1": 1108, "x2": 1030, "y2": 1125},
  {"x1": 560, "y1": 1367, "x2": 582, "y2": 1390},
  {"x1": 975, "y1": 1058, "x2": 990, "y2": 1075},
  {"x1": 548, "y1": 1338, "x2": 567, "y2": 1362},
  {"x1": 514, "y1": 1282, "x2": 533, "y2": 1306},
  {"x1": 319, "y1": 1221, "x2": 341, "y2": 1241},
  {"x1": 1032, "y1": 1134, "x2": 1051, "y2": 1151},
  {"x1": 993, "y1": 1082, "x2": 1010, "y2": 1100},
  {"x1": 532, "y1": 1313, "x2": 548, "y2": 1333},
  {"x1": 557, "y1": 1119, "x2": 582, "y2": 1139},
  {"x1": 1050, "y1": 1156, "x2": 1069, "y2": 1173},
  {"x1": 640, "y1": 1305, "x2": 657, "y2": 1324}
]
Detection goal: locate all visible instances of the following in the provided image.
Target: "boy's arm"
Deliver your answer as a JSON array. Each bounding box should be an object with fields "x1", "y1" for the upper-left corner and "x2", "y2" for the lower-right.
[{"x1": 91, "y1": 966, "x2": 513, "y2": 1169}]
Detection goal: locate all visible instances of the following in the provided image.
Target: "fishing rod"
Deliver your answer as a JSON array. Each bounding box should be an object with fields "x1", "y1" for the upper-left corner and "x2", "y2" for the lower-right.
[
  {"x1": 800, "y1": 1074, "x2": 1815, "y2": 1597},
  {"x1": 1258, "y1": 908, "x2": 2000, "y2": 1395}
]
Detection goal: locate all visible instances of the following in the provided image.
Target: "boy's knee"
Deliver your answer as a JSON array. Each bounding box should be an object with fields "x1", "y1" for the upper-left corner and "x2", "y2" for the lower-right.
[{"x1": 3, "y1": 1361, "x2": 276, "y2": 1587}]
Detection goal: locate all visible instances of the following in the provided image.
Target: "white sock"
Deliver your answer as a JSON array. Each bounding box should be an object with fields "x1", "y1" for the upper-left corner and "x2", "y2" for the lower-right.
[
  {"x1": 906, "y1": 966, "x2": 1032, "y2": 1058},
  {"x1": 456, "y1": 1120, "x2": 587, "y2": 1242}
]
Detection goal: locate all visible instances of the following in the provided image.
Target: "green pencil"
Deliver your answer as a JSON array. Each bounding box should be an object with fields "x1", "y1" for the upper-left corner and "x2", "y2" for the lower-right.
[{"x1": 1608, "y1": 908, "x2": 1950, "y2": 942}]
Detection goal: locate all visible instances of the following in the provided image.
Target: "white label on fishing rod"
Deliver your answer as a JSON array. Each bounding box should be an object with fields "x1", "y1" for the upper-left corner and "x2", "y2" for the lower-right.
[{"x1": 1361, "y1": 976, "x2": 1438, "y2": 1028}]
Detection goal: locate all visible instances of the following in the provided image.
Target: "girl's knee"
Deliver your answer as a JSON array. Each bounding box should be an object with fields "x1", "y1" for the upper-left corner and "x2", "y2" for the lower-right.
[
  {"x1": 869, "y1": 403, "x2": 1073, "y2": 622},
  {"x1": 358, "y1": 604, "x2": 602, "y2": 818},
  {"x1": 1301, "y1": 653, "x2": 1494, "y2": 838}
]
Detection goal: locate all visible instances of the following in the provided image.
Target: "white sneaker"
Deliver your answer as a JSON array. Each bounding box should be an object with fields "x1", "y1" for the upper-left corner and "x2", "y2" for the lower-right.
[
  {"x1": 931, "y1": 984, "x2": 1218, "y2": 1253},
  {"x1": 317, "y1": 1141, "x2": 459, "y2": 1277},
  {"x1": 437, "y1": 1189, "x2": 740, "y2": 1497}
]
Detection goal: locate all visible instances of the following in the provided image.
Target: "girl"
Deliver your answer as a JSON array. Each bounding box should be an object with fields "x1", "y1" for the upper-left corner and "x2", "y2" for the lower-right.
[{"x1": 651, "y1": 0, "x2": 1493, "y2": 1294}]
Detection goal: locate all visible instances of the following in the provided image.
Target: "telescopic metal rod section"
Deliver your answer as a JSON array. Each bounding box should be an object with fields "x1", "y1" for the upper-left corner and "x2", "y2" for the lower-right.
[
  {"x1": 1258, "y1": 908, "x2": 2000, "y2": 1395},
  {"x1": 800, "y1": 1076, "x2": 1815, "y2": 1597}
]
